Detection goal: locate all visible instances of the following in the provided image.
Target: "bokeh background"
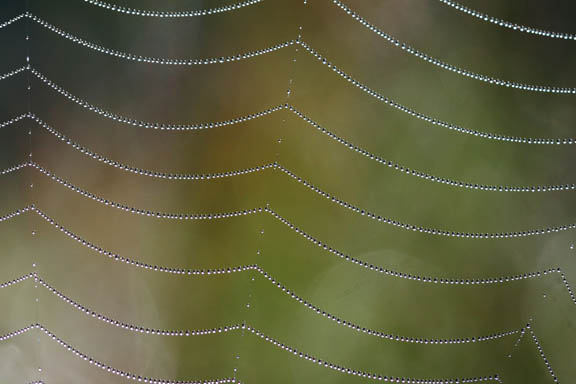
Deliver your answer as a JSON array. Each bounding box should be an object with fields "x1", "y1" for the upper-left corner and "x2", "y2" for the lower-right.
[{"x1": 1, "y1": 0, "x2": 575, "y2": 383}]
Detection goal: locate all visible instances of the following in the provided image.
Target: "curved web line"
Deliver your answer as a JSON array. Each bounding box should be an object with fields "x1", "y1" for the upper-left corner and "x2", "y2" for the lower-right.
[
  {"x1": 436, "y1": 0, "x2": 576, "y2": 41},
  {"x1": 81, "y1": 0, "x2": 264, "y2": 18}
]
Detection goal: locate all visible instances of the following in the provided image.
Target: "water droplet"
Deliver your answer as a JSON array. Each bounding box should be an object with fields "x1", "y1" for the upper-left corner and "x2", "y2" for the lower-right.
[
  {"x1": 246, "y1": 303, "x2": 250, "y2": 308},
  {"x1": 570, "y1": 244, "x2": 574, "y2": 250},
  {"x1": 277, "y1": 138, "x2": 282, "y2": 144},
  {"x1": 32, "y1": 263, "x2": 36, "y2": 268},
  {"x1": 31, "y1": 230, "x2": 36, "y2": 235}
]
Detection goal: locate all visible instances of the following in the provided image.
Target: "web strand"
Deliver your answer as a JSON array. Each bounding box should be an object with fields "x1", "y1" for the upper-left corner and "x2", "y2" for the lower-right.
[
  {"x1": 2, "y1": 205, "x2": 575, "y2": 305},
  {"x1": 2, "y1": 11, "x2": 573, "y2": 93},
  {"x1": 0, "y1": 272, "x2": 518, "y2": 345},
  {"x1": 0, "y1": 324, "x2": 501, "y2": 383},
  {"x1": 81, "y1": 0, "x2": 264, "y2": 18},
  {"x1": 4, "y1": 111, "x2": 576, "y2": 193},
  {"x1": 3, "y1": 65, "x2": 574, "y2": 144},
  {"x1": 20, "y1": 163, "x2": 576, "y2": 238},
  {"x1": 330, "y1": 0, "x2": 576, "y2": 94},
  {"x1": 436, "y1": 0, "x2": 576, "y2": 41}
]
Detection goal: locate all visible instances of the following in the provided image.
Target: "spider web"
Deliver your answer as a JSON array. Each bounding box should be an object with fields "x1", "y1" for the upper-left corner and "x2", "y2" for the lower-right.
[{"x1": 0, "y1": 0, "x2": 575, "y2": 383}]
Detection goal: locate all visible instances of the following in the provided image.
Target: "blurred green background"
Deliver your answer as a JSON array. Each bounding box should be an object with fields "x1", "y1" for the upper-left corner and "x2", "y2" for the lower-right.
[{"x1": 0, "y1": 0, "x2": 575, "y2": 383}]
